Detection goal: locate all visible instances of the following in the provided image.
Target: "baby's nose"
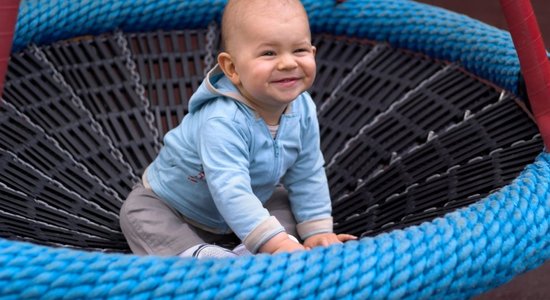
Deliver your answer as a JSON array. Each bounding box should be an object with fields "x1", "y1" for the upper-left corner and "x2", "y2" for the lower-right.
[{"x1": 277, "y1": 54, "x2": 298, "y2": 69}]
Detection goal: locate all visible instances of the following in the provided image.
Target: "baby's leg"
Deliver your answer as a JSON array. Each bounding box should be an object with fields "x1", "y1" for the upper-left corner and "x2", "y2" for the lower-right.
[
  {"x1": 120, "y1": 182, "x2": 239, "y2": 258},
  {"x1": 264, "y1": 186, "x2": 299, "y2": 239},
  {"x1": 119, "y1": 182, "x2": 205, "y2": 256}
]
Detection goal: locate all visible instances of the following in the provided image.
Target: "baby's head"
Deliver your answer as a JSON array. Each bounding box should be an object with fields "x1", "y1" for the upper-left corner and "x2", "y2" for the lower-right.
[
  {"x1": 217, "y1": 0, "x2": 316, "y2": 113},
  {"x1": 220, "y1": 0, "x2": 311, "y2": 54}
]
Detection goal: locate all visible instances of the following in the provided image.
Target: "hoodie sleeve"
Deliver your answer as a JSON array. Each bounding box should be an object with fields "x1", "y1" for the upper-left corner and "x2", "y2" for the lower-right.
[
  {"x1": 198, "y1": 116, "x2": 285, "y2": 252},
  {"x1": 282, "y1": 96, "x2": 333, "y2": 240}
]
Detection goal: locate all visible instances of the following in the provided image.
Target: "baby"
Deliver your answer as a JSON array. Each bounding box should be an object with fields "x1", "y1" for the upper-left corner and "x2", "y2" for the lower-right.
[{"x1": 120, "y1": 0, "x2": 356, "y2": 258}]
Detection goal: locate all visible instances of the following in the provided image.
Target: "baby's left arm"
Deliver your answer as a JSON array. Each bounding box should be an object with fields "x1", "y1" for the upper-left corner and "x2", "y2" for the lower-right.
[{"x1": 303, "y1": 233, "x2": 357, "y2": 249}]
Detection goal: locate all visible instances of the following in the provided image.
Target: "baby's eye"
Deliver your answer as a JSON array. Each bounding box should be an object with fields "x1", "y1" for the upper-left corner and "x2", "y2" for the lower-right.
[
  {"x1": 294, "y1": 48, "x2": 309, "y2": 53},
  {"x1": 261, "y1": 51, "x2": 276, "y2": 56}
]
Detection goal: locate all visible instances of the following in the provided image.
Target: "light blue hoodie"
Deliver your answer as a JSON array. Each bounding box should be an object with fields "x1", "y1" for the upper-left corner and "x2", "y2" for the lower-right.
[{"x1": 145, "y1": 66, "x2": 332, "y2": 252}]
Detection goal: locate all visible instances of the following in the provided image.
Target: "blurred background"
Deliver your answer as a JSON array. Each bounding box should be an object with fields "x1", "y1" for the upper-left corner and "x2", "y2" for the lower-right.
[
  {"x1": 417, "y1": 0, "x2": 549, "y2": 44},
  {"x1": 416, "y1": 1, "x2": 549, "y2": 299}
]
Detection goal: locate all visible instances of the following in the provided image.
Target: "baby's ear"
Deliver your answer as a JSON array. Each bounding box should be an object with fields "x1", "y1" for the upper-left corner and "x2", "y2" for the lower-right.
[{"x1": 217, "y1": 52, "x2": 240, "y2": 85}]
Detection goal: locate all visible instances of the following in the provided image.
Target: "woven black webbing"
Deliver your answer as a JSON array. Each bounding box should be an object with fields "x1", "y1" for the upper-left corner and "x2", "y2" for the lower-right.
[
  {"x1": 335, "y1": 137, "x2": 543, "y2": 237},
  {"x1": 126, "y1": 29, "x2": 215, "y2": 137},
  {"x1": 317, "y1": 44, "x2": 444, "y2": 160},
  {"x1": 331, "y1": 95, "x2": 540, "y2": 221},
  {"x1": 326, "y1": 66, "x2": 506, "y2": 199},
  {"x1": 309, "y1": 34, "x2": 373, "y2": 106},
  {"x1": 0, "y1": 149, "x2": 128, "y2": 250},
  {"x1": 3, "y1": 51, "x2": 135, "y2": 199},
  {"x1": 42, "y1": 35, "x2": 159, "y2": 176},
  {"x1": 0, "y1": 188, "x2": 125, "y2": 251},
  {"x1": 0, "y1": 103, "x2": 122, "y2": 213}
]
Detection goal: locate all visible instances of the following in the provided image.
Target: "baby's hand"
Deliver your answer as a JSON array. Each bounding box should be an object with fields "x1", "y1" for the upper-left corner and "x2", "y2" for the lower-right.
[
  {"x1": 303, "y1": 233, "x2": 357, "y2": 249},
  {"x1": 272, "y1": 237, "x2": 306, "y2": 254},
  {"x1": 259, "y1": 232, "x2": 305, "y2": 254}
]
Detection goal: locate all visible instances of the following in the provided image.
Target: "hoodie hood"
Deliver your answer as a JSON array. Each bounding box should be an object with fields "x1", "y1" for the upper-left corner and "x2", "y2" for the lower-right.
[
  {"x1": 188, "y1": 65, "x2": 248, "y2": 113},
  {"x1": 189, "y1": 65, "x2": 293, "y2": 115}
]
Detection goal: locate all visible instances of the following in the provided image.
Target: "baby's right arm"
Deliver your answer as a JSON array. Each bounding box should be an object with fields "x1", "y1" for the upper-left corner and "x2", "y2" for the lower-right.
[{"x1": 258, "y1": 232, "x2": 305, "y2": 254}]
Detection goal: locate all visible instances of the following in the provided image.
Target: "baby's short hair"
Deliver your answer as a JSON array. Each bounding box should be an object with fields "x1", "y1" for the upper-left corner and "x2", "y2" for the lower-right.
[{"x1": 220, "y1": 0, "x2": 308, "y2": 52}]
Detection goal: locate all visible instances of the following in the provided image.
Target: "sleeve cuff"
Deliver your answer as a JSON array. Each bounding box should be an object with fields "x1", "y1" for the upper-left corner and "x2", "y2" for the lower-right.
[
  {"x1": 296, "y1": 217, "x2": 333, "y2": 240},
  {"x1": 243, "y1": 216, "x2": 285, "y2": 253}
]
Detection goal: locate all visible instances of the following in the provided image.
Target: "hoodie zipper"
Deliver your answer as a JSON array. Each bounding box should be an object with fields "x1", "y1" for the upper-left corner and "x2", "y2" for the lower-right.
[{"x1": 269, "y1": 118, "x2": 284, "y2": 182}]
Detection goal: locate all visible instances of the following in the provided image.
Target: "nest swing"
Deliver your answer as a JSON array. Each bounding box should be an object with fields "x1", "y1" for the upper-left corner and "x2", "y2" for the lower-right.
[{"x1": 0, "y1": 0, "x2": 549, "y2": 299}]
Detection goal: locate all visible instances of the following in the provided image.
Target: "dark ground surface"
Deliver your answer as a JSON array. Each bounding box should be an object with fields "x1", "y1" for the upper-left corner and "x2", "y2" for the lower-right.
[{"x1": 415, "y1": 1, "x2": 549, "y2": 299}]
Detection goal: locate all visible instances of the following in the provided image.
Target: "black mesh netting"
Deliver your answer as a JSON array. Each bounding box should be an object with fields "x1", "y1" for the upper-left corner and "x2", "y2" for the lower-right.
[{"x1": 0, "y1": 29, "x2": 542, "y2": 251}]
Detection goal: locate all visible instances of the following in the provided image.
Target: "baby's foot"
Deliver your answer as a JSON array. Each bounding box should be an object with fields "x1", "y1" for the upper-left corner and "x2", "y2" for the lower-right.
[{"x1": 180, "y1": 244, "x2": 238, "y2": 259}]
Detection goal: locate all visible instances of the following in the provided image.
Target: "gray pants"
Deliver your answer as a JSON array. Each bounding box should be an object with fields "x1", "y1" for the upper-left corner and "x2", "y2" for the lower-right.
[{"x1": 119, "y1": 183, "x2": 298, "y2": 256}]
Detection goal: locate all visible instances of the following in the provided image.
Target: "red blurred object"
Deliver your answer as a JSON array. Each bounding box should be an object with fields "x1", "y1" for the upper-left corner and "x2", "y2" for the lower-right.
[
  {"x1": 500, "y1": 0, "x2": 550, "y2": 151},
  {"x1": 0, "y1": 0, "x2": 20, "y2": 102}
]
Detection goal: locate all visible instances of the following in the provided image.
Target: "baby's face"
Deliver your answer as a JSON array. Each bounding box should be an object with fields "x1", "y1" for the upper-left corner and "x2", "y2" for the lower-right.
[{"x1": 227, "y1": 5, "x2": 316, "y2": 112}]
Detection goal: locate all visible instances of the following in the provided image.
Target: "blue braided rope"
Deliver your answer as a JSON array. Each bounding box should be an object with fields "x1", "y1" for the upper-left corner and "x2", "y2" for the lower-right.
[
  {"x1": 4, "y1": 0, "x2": 550, "y2": 298},
  {"x1": 1, "y1": 153, "x2": 549, "y2": 299}
]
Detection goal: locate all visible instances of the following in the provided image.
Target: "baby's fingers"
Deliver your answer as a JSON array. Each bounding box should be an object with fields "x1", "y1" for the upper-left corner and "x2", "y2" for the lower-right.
[{"x1": 336, "y1": 234, "x2": 358, "y2": 242}]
